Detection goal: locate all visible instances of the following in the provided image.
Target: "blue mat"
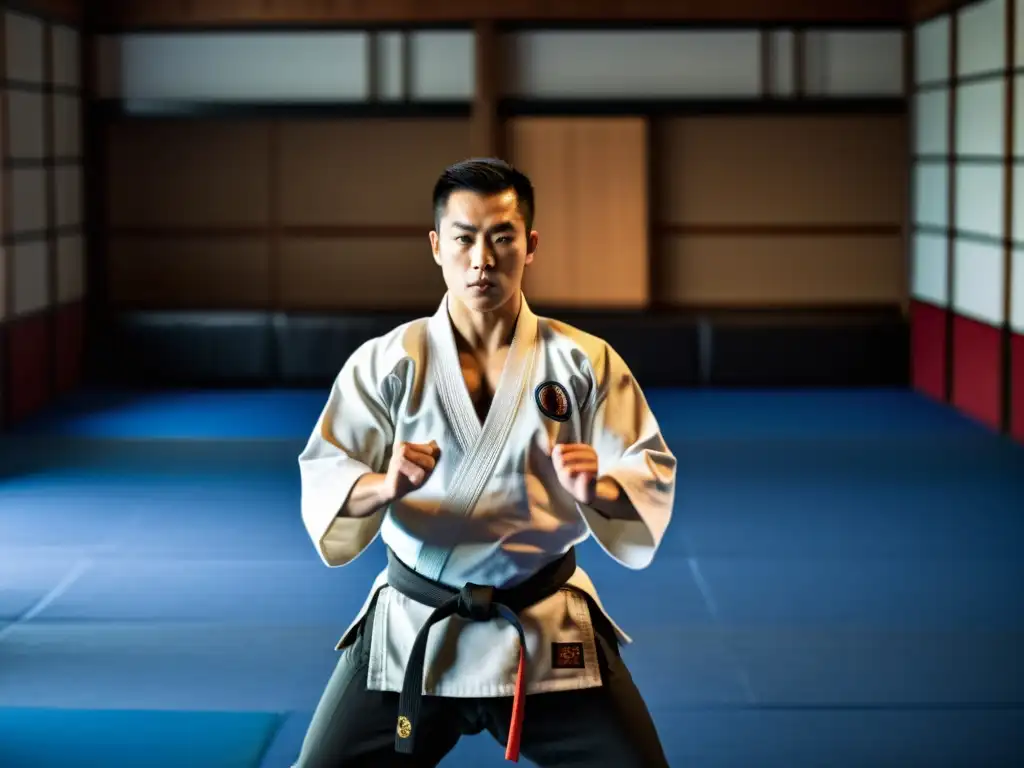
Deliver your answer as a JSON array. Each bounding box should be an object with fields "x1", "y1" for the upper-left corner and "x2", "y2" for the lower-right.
[
  {"x1": 3, "y1": 387, "x2": 1022, "y2": 767},
  {"x1": 0, "y1": 708, "x2": 283, "y2": 768}
]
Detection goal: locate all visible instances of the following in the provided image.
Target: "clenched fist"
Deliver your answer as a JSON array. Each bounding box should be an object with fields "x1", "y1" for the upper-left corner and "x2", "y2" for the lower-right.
[
  {"x1": 551, "y1": 442, "x2": 599, "y2": 505},
  {"x1": 383, "y1": 440, "x2": 441, "y2": 502}
]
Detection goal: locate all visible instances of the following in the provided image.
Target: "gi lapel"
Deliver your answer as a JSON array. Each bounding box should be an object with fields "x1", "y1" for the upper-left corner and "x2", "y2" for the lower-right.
[{"x1": 415, "y1": 293, "x2": 539, "y2": 581}]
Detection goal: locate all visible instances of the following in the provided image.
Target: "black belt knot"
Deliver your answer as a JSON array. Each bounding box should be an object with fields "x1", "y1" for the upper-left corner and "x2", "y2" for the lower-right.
[
  {"x1": 457, "y1": 583, "x2": 496, "y2": 621},
  {"x1": 386, "y1": 547, "x2": 577, "y2": 760}
]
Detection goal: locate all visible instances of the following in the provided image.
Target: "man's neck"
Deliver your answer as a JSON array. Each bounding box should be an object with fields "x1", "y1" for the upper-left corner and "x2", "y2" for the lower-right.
[{"x1": 447, "y1": 291, "x2": 522, "y2": 356}]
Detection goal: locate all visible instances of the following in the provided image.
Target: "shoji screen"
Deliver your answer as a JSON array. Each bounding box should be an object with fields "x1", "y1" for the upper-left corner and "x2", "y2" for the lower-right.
[
  {"x1": 950, "y1": 0, "x2": 1007, "y2": 430},
  {"x1": 1, "y1": 8, "x2": 83, "y2": 424},
  {"x1": 911, "y1": 0, "x2": 1022, "y2": 436},
  {"x1": 910, "y1": 14, "x2": 952, "y2": 402}
]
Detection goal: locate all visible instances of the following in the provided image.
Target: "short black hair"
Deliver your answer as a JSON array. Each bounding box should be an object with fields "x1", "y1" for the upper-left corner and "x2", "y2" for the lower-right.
[{"x1": 432, "y1": 157, "x2": 535, "y2": 232}]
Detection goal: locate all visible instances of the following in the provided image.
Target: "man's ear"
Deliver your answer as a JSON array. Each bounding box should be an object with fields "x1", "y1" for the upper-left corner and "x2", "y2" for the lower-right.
[
  {"x1": 525, "y1": 230, "x2": 539, "y2": 265},
  {"x1": 429, "y1": 230, "x2": 442, "y2": 266}
]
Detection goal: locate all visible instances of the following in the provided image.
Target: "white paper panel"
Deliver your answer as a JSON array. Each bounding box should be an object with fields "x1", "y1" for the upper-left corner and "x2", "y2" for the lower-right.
[
  {"x1": 12, "y1": 241, "x2": 50, "y2": 316},
  {"x1": 56, "y1": 166, "x2": 83, "y2": 227},
  {"x1": 10, "y1": 168, "x2": 48, "y2": 233},
  {"x1": 96, "y1": 32, "x2": 370, "y2": 101},
  {"x1": 957, "y1": 0, "x2": 1006, "y2": 76},
  {"x1": 956, "y1": 79, "x2": 1005, "y2": 156},
  {"x1": 503, "y1": 30, "x2": 761, "y2": 98},
  {"x1": 53, "y1": 94, "x2": 81, "y2": 157},
  {"x1": 52, "y1": 26, "x2": 80, "y2": 87},
  {"x1": 376, "y1": 31, "x2": 404, "y2": 101},
  {"x1": 57, "y1": 235, "x2": 85, "y2": 303},
  {"x1": 1011, "y1": 248, "x2": 1024, "y2": 331},
  {"x1": 912, "y1": 231, "x2": 950, "y2": 305},
  {"x1": 956, "y1": 163, "x2": 1004, "y2": 238},
  {"x1": 1017, "y1": 0, "x2": 1024, "y2": 72},
  {"x1": 914, "y1": 88, "x2": 949, "y2": 155},
  {"x1": 1014, "y1": 74, "x2": 1024, "y2": 156},
  {"x1": 954, "y1": 238, "x2": 1005, "y2": 325},
  {"x1": 770, "y1": 30, "x2": 795, "y2": 96},
  {"x1": 1013, "y1": 164, "x2": 1024, "y2": 241},
  {"x1": 7, "y1": 90, "x2": 46, "y2": 160},
  {"x1": 915, "y1": 15, "x2": 951, "y2": 84},
  {"x1": 914, "y1": 162, "x2": 949, "y2": 227},
  {"x1": 5, "y1": 11, "x2": 44, "y2": 83},
  {"x1": 804, "y1": 30, "x2": 904, "y2": 96},
  {"x1": 407, "y1": 31, "x2": 474, "y2": 100}
]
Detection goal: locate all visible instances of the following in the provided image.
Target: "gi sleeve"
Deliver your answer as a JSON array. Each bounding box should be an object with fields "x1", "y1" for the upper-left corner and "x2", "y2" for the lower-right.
[
  {"x1": 577, "y1": 343, "x2": 676, "y2": 569},
  {"x1": 298, "y1": 341, "x2": 396, "y2": 567}
]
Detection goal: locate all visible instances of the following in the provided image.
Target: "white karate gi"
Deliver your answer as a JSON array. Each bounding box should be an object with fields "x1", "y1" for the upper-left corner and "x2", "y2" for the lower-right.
[{"x1": 298, "y1": 293, "x2": 675, "y2": 698}]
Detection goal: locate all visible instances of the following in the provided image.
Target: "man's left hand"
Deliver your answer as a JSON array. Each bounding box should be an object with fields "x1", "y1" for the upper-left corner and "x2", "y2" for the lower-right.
[{"x1": 551, "y1": 443, "x2": 599, "y2": 505}]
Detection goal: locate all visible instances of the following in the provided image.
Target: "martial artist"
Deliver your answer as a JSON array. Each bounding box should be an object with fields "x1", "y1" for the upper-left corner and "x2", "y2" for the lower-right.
[{"x1": 295, "y1": 157, "x2": 676, "y2": 767}]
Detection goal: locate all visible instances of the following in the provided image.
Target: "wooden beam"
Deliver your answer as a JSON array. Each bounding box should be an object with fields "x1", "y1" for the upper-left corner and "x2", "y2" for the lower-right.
[
  {"x1": 91, "y1": 0, "x2": 908, "y2": 30},
  {"x1": 1002, "y1": 0, "x2": 1016, "y2": 433},
  {"x1": 6, "y1": 0, "x2": 83, "y2": 24},
  {"x1": 471, "y1": 20, "x2": 502, "y2": 158},
  {"x1": 943, "y1": 10, "x2": 957, "y2": 402}
]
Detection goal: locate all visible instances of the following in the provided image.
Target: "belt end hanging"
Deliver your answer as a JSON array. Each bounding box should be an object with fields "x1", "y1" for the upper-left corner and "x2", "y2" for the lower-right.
[{"x1": 504, "y1": 647, "x2": 527, "y2": 762}]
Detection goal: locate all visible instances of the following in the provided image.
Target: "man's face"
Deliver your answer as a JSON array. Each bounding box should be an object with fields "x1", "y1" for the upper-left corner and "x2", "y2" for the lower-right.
[{"x1": 430, "y1": 188, "x2": 537, "y2": 313}]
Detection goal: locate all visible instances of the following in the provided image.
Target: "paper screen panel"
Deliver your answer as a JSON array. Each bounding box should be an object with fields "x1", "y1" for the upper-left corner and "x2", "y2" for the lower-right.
[
  {"x1": 956, "y1": 79, "x2": 1004, "y2": 157},
  {"x1": 12, "y1": 241, "x2": 49, "y2": 316},
  {"x1": 953, "y1": 238, "x2": 1005, "y2": 325},
  {"x1": 5, "y1": 11, "x2": 44, "y2": 83},
  {"x1": 803, "y1": 30, "x2": 904, "y2": 96},
  {"x1": 96, "y1": 32, "x2": 370, "y2": 102},
  {"x1": 408, "y1": 31, "x2": 474, "y2": 100},
  {"x1": 914, "y1": 88, "x2": 950, "y2": 155},
  {"x1": 957, "y1": 0, "x2": 1006, "y2": 77},
  {"x1": 769, "y1": 30, "x2": 795, "y2": 96},
  {"x1": 56, "y1": 234, "x2": 85, "y2": 303},
  {"x1": 955, "y1": 164, "x2": 1004, "y2": 238},
  {"x1": 913, "y1": 161, "x2": 948, "y2": 227},
  {"x1": 911, "y1": 231, "x2": 949, "y2": 306},
  {"x1": 915, "y1": 15, "x2": 951, "y2": 85},
  {"x1": 503, "y1": 30, "x2": 761, "y2": 98}
]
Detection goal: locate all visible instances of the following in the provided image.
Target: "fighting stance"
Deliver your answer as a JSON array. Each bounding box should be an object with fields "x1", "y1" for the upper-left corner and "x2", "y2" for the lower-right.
[{"x1": 296, "y1": 158, "x2": 676, "y2": 767}]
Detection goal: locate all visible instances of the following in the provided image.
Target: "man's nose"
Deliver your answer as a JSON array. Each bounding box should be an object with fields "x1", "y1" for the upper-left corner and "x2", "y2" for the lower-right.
[{"x1": 469, "y1": 241, "x2": 495, "y2": 269}]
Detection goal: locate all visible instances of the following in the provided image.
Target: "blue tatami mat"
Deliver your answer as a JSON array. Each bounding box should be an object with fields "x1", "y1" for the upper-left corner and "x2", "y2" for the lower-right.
[
  {"x1": 2, "y1": 387, "x2": 1023, "y2": 767},
  {"x1": 0, "y1": 708, "x2": 283, "y2": 768}
]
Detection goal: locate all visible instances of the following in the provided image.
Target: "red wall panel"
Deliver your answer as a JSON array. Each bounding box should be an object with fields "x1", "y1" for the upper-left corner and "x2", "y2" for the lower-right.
[
  {"x1": 910, "y1": 300, "x2": 947, "y2": 401},
  {"x1": 950, "y1": 314, "x2": 1002, "y2": 430},
  {"x1": 1011, "y1": 332, "x2": 1024, "y2": 442},
  {"x1": 6, "y1": 312, "x2": 53, "y2": 422},
  {"x1": 55, "y1": 301, "x2": 85, "y2": 394}
]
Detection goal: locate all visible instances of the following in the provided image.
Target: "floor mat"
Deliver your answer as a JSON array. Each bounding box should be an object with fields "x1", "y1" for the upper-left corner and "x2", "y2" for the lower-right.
[{"x1": 0, "y1": 708, "x2": 284, "y2": 768}]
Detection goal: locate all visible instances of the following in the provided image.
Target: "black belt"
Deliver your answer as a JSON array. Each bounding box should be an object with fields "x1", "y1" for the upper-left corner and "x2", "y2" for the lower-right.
[{"x1": 386, "y1": 547, "x2": 577, "y2": 762}]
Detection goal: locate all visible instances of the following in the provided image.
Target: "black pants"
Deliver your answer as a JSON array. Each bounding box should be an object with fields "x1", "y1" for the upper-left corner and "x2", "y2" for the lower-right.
[{"x1": 294, "y1": 599, "x2": 670, "y2": 767}]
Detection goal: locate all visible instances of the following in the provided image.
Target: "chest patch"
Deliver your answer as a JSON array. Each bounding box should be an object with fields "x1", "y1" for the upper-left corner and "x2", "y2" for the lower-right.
[
  {"x1": 535, "y1": 381, "x2": 572, "y2": 422},
  {"x1": 551, "y1": 642, "x2": 585, "y2": 669}
]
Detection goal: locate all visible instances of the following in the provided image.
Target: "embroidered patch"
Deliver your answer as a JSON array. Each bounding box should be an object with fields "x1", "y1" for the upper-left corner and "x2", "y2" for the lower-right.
[
  {"x1": 551, "y1": 642, "x2": 585, "y2": 669},
  {"x1": 535, "y1": 381, "x2": 572, "y2": 422}
]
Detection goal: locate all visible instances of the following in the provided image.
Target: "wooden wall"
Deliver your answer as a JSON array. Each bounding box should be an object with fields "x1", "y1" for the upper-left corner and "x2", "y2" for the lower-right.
[{"x1": 93, "y1": 25, "x2": 908, "y2": 314}]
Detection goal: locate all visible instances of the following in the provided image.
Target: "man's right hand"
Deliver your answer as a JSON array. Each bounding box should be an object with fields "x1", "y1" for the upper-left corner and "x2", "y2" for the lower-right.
[
  {"x1": 340, "y1": 441, "x2": 441, "y2": 519},
  {"x1": 383, "y1": 441, "x2": 441, "y2": 502}
]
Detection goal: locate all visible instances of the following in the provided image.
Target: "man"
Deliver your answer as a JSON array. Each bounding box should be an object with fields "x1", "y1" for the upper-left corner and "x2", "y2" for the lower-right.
[{"x1": 295, "y1": 158, "x2": 675, "y2": 767}]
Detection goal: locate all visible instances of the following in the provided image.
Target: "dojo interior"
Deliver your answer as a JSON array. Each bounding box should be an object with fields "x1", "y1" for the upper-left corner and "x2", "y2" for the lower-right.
[{"x1": 1, "y1": 0, "x2": 1023, "y2": 765}]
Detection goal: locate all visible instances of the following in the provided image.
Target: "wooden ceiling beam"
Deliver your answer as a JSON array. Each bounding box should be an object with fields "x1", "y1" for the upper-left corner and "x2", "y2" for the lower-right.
[
  {"x1": 7, "y1": 0, "x2": 83, "y2": 25},
  {"x1": 88, "y1": 0, "x2": 909, "y2": 30}
]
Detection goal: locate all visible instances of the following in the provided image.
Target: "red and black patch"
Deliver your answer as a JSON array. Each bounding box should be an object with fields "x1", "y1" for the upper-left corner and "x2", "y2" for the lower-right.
[
  {"x1": 551, "y1": 642, "x2": 585, "y2": 669},
  {"x1": 535, "y1": 381, "x2": 572, "y2": 422}
]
